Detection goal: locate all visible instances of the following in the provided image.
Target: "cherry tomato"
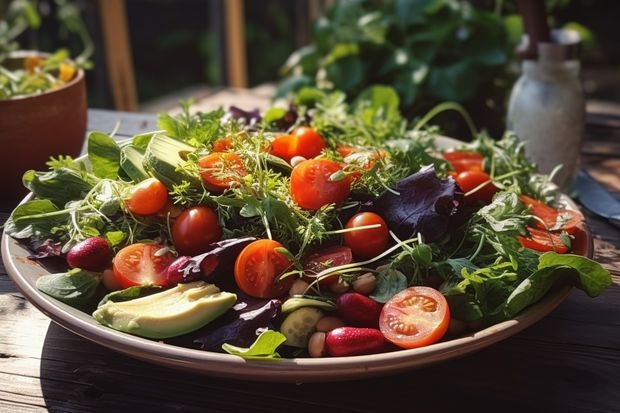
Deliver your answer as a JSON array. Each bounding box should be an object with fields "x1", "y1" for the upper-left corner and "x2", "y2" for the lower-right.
[
  {"x1": 455, "y1": 170, "x2": 498, "y2": 205},
  {"x1": 234, "y1": 239, "x2": 294, "y2": 298},
  {"x1": 290, "y1": 159, "x2": 351, "y2": 210},
  {"x1": 302, "y1": 245, "x2": 353, "y2": 285},
  {"x1": 343, "y1": 212, "x2": 389, "y2": 259},
  {"x1": 172, "y1": 206, "x2": 223, "y2": 256},
  {"x1": 340, "y1": 149, "x2": 387, "y2": 183},
  {"x1": 212, "y1": 136, "x2": 234, "y2": 152},
  {"x1": 198, "y1": 152, "x2": 247, "y2": 192},
  {"x1": 520, "y1": 195, "x2": 584, "y2": 234},
  {"x1": 336, "y1": 144, "x2": 357, "y2": 158},
  {"x1": 443, "y1": 151, "x2": 484, "y2": 173},
  {"x1": 291, "y1": 126, "x2": 326, "y2": 158},
  {"x1": 125, "y1": 177, "x2": 169, "y2": 216},
  {"x1": 379, "y1": 286, "x2": 451, "y2": 349},
  {"x1": 518, "y1": 226, "x2": 570, "y2": 253},
  {"x1": 270, "y1": 126, "x2": 326, "y2": 162},
  {"x1": 269, "y1": 134, "x2": 298, "y2": 162},
  {"x1": 112, "y1": 243, "x2": 176, "y2": 289}
]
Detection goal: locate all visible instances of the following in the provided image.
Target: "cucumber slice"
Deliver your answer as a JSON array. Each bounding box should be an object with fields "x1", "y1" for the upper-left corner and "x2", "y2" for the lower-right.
[
  {"x1": 281, "y1": 295, "x2": 336, "y2": 313},
  {"x1": 280, "y1": 307, "x2": 324, "y2": 348}
]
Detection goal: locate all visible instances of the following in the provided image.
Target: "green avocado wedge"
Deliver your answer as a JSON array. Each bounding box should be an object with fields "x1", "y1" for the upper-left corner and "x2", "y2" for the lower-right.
[{"x1": 92, "y1": 281, "x2": 237, "y2": 339}]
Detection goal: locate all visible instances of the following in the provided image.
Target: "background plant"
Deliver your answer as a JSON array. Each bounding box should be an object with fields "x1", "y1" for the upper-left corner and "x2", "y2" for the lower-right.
[
  {"x1": 275, "y1": 0, "x2": 593, "y2": 138},
  {"x1": 0, "y1": 0, "x2": 93, "y2": 99}
]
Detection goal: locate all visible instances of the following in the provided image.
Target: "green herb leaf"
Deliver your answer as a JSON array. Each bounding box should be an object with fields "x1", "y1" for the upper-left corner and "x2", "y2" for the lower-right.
[{"x1": 221, "y1": 330, "x2": 286, "y2": 360}]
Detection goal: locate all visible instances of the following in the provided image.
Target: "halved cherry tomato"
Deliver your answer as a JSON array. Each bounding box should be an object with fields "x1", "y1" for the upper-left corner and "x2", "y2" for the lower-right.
[
  {"x1": 112, "y1": 243, "x2": 176, "y2": 289},
  {"x1": 336, "y1": 144, "x2": 357, "y2": 158},
  {"x1": 379, "y1": 286, "x2": 450, "y2": 349},
  {"x1": 270, "y1": 126, "x2": 326, "y2": 162},
  {"x1": 125, "y1": 177, "x2": 169, "y2": 216},
  {"x1": 290, "y1": 159, "x2": 351, "y2": 210},
  {"x1": 455, "y1": 170, "x2": 498, "y2": 205},
  {"x1": 518, "y1": 226, "x2": 570, "y2": 253},
  {"x1": 172, "y1": 206, "x2": 223, "y2": 256},
  {"x1": 341, "y1": 149, "x2": 388, "y2": 183},
  {"x1": 198, "y1": 152, "x2": 247, "y2": 192},
  {"x1": 443, "y1": 151, "x2": 484, "y2": 173},
  {"x1": 344, "y1": 212, "x2": 389, "y2": 259},
  {"x1": 520, "y1": 195, "x2": 584, "y2": 234},
  {"x1": 212, "y1": 136, "x2": 234, "y2": 152},
  {"x1": 302, "y1": 245, "x2": 353, "y2": 285},
  {"x1": 234, "y1": 239, "x2": 294, "y2": 298}
]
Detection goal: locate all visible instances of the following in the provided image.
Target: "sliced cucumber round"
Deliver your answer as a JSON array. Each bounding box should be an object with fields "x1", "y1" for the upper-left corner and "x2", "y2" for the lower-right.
[
  {"x1": 281, "y1": 295, "x2": 336, "y2": 314},
  {"x1": 280, "y1": 307, "x2": 324, "y2": 348}
]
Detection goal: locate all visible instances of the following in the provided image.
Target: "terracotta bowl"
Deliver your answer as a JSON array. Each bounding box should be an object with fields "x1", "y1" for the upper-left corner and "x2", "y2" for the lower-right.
[{"x1": 0, "y1": 51, "x2": 87, "y2": 202}]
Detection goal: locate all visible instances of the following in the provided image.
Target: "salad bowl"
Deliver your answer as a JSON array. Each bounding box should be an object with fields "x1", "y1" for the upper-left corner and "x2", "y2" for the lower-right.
[
  {"x1": 0, "y1": 136, "x2": 593, "y2": 383},
  {"x1": 0, "y1": 51, "x2": 87, "y2": 201}
]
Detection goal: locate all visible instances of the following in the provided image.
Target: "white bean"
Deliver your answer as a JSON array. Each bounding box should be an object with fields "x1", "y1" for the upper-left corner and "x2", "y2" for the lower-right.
[
  {"x1": 308, "y1": 331, "x2": 326, "y2": 358},
  {"x1": 288, "y1": 279, "x2": 310, "y2": 296},
  {"x1": 290, "y1": 155, "x2": 307, "y2": 167},
  {"x1": 351, "y1": 272, "x2": 377, "y2": 295}
]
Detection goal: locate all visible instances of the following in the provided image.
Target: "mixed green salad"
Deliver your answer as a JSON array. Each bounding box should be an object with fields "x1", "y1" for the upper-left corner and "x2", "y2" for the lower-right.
[{"x1": 4, "y1": 86, "x2": 611, "y2": 359}]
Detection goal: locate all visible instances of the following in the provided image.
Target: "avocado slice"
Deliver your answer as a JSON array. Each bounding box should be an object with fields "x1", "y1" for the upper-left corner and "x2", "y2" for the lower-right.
[
  {"x1": 143, "y1": 134, "x2": 201, "y2": 189},
  {"x1": 92, "y1": 281, "x2": 237, "y2": 339},
  {"x1": 119, "y1": 145, "x2": 150, "y2": 183}
]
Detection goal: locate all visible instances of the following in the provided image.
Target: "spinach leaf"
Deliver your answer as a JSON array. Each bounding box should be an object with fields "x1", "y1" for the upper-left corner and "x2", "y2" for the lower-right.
[
  {"x1": 501, "y1": 266, "x2": 571, "y2": 320},
  {"x1": 87, "y1": 131, "x2": 121, "y2": 179},
  {"x1": 23, "y1": 167, "x2": 94, "y2": 208},
  {"x1": 538, "y1": 252, "x2": 612, "y2": 297},
  {"x1": 3, "y1": 198, "x2": 65, "y2": 239},
  {"x1": 36, "y1": 268, "x2": 100, "y2": 309}
]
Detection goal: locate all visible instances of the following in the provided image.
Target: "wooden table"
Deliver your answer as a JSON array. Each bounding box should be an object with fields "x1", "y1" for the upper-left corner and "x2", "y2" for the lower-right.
[{"x1": 2, "y1": 91, "x2": 620, "y2": 412}]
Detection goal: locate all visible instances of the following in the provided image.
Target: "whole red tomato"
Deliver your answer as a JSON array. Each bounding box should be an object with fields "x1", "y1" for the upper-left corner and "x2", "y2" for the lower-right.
[
  {"x1": 172, "y1": 206, "x2": 223, "y2": 256},
  {"x1": 343, "y1": 212, "x2": 389, "y2": 259},
  {"x1": 455, "y1": 170, "x2": 498, "y2": 205}
]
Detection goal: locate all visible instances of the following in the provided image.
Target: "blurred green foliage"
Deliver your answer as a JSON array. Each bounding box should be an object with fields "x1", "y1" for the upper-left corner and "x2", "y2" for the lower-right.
[{"x1": 276, "y1": 0, "x2": 523, "y2": 138}]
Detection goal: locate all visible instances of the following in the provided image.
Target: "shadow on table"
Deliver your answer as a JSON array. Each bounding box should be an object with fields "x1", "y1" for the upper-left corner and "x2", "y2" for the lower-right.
[{"x1": 36, "y1": 316, "x2": 587, "y2": 413}]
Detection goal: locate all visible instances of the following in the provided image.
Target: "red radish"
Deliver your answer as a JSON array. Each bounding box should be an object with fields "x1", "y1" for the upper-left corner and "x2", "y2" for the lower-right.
[
  {"x1": 336, "y1": 291, "x2": 382, "y2": 328},
  {"x1": 66, "y1": 236, "x2": 113, "y2": 271},
  {"x1": 324, "y1": 327, "x2": 385, "y2": 357}
]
